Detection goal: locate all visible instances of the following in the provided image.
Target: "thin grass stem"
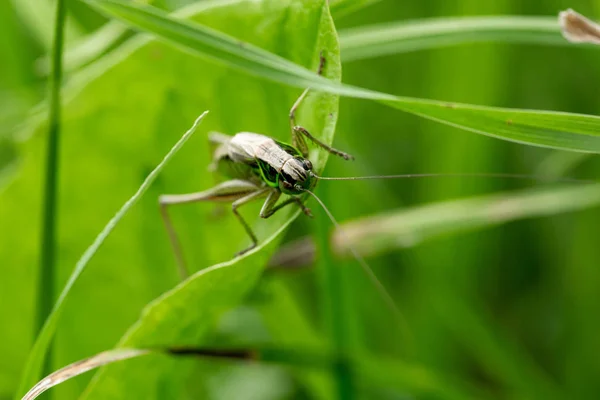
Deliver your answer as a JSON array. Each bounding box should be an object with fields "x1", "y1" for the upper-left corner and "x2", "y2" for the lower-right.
[{"x1": 35, "y1": 0, "x2": 67, "y2": 377}]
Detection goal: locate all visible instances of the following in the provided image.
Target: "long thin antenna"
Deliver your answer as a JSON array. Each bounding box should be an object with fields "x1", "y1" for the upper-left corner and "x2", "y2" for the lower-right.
[
  {"x1": 312, "y1": 172, "x2": 594, "y2": 184},
  {"x1": 302, "y1": 187, "x2": 410, "y2": 337}
]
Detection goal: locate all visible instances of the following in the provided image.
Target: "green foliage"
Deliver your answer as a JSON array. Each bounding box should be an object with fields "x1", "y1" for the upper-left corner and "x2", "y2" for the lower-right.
[{"x1": 3, "y1": 0, "x2": 600, "y2": 399}]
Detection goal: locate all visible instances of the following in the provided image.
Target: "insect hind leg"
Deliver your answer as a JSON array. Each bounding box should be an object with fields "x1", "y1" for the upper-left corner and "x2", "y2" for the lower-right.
[{"x1": 159, "y1": 180, "x2": 263, "y2": 279}]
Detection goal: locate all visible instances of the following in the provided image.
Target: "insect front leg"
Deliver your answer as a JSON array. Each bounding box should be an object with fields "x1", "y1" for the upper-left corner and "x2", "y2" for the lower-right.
[
  {"x1": 289, "y1": 53, "x2": 326, "y2": 157},
  {"x1": 288, "y1": 53, "x2": 354, "y2": 161},
  {"x1": 293, "y1": 126, "x2": 354, "y2": 161},
  {"x1": 159, "y1": 179, "x2": 265, "y2": 279},
  {"x1": 260, "y1": 191, "x2": 313, "y2": 219}
]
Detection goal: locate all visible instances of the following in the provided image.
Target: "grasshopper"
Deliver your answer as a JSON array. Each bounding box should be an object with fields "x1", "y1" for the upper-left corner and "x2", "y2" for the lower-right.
[{"x1": 159, "y1": 54, "x2": 352, "y2": 278}]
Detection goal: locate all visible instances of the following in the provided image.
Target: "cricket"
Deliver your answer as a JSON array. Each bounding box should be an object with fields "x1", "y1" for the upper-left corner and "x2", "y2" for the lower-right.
[{"x1": 158, "y1": 54, "x2": 353, "y2": 275}]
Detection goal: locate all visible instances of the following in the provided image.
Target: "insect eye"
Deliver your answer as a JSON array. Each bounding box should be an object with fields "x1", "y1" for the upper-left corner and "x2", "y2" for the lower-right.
[{"x1": 303, "y1": 160, "x2": 313, "y2": 170}]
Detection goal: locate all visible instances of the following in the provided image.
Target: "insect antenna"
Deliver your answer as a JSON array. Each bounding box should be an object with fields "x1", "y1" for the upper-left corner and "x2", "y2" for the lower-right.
[
  {"x1": 312, "y1": 172, "x2": 595, "y2": 184},
  {"x1": 300, "y1": 187, "x2": 408, "y2": 333}
]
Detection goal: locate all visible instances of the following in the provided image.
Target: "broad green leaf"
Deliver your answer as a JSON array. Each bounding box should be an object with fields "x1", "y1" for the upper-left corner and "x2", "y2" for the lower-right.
[
  {"x1": 84, "y1": 0, "x2": 600, "y2": 153},
  {"x1": 10, "y1": 0, "x2": 340, "y2": 398},
  {"x1": 80, "y1": 220, "x2": 303, "y2": 399},
  {"x1": 339, "y1": 16, "x2": 568, "y2": 62}
]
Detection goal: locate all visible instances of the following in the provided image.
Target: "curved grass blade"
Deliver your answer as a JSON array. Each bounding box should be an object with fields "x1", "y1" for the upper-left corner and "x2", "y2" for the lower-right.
[
  {"x1": 339, "y1": 16, "x2": 571, "y2": 62},
  {"x1": 83, "y1": 0, "x2": 600, "y2": 153},
  {"x1": 16, "y1": 112, "x2": 208, "y2": 398},
  {"x1": 22, "y1": 349, "x2": 150, "y2": 400},
  {"x1": 58, "y1": 12, "x2": 577, "y2": 75},
  {"x1": 24, "y1": 345, "x2": 305, "y2": 400},
  {"x1": 270, "y1": 183, "x2": 600, "y2": 267},
  {"x1": 24, "y1": 338, "x2": 482, "y2": 400}
]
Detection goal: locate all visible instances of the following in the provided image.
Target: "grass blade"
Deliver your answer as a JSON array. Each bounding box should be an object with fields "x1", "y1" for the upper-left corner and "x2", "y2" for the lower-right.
[
  {"x1": 59, "y1": 11, "x2": 578, "y2": 74},
  {"x1": 83, "y1": 0, "x2": 600, "y2": 153},
  {"x1": 339, "y1": 16, "x2": 570, "y2": 62},
  {"x1": 22, "y1": 349, "x2": 150, "y2": 400},
  {"x1": 35, "y1": 0, "x2": 67, "y2": 382},
  {"x1": 270, "y1": 183, "x2": 600, "y2": 267},
  {"x1": 16, "y1": 111, "x2": 208, "y2": 398}
]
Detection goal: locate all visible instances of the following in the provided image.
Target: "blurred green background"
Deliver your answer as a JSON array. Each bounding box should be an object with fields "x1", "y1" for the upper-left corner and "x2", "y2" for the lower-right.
[{"x1": 2, "y1": 0, "x2": 600, "y2": 399}]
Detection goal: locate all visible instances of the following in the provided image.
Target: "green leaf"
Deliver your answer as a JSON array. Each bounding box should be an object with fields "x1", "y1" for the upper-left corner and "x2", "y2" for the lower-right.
[
  {"x1": 339, "y1": 16, "x2": 568, "y2": 62},
  {"x1": 84, "y1": 0, "x2": 600, "y2": 153}
]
